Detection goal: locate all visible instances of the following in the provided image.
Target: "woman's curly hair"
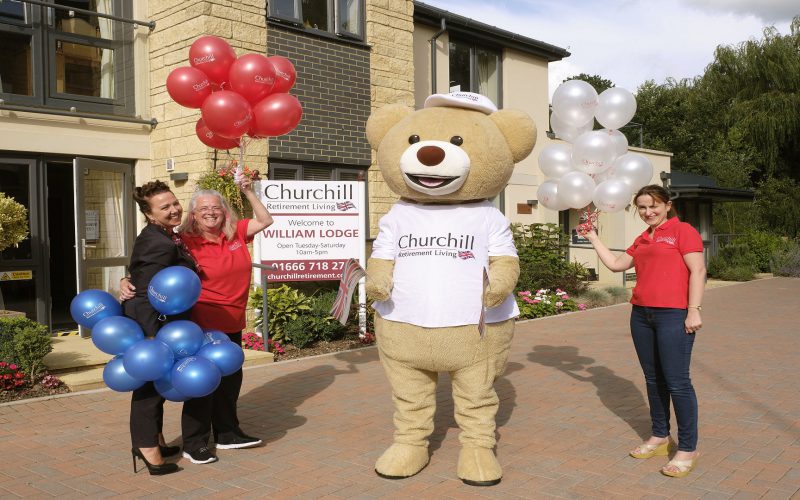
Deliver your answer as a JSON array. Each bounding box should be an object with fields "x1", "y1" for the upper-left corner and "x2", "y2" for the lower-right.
[{"x1": 133, "y1": 180, "x2": 172, "y2": 215}]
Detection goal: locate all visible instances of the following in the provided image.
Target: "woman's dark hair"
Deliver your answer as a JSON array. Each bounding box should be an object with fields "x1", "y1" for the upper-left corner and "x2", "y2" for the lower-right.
[
  {"x1": 634, "y1": 184, "x2": 677, "y2": 218},
  {"x1": 133, "y1": 180, "x2": 172, "y2": 215}
]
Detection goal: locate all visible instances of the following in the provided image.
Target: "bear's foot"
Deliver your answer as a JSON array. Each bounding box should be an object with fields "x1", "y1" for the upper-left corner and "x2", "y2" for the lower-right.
[
  {"x1": 374, "y1": 443, "x2": 430, "y2": 479},
  {"x1": 457, "y1": 447, "x2": 502, "y2": 486}
]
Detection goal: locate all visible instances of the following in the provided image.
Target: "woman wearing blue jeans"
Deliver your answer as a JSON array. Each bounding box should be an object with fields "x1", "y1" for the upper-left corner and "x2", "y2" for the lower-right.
[{"x1": 582, "y1": 184, "x2": 706, "y2": 478}]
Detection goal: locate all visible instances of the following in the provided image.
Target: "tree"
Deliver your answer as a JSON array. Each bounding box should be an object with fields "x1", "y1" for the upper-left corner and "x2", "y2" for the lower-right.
[{"x1": 563, "y1": 73, "x2": 614, "y2": 94}]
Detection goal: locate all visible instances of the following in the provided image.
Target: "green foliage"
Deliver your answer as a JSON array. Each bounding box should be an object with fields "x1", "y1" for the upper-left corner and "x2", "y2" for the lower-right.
[
  {"x1": 770, "y1": 240, "x2": 800, "y2": 277},
  {"x1": 577, "y1": 288, "x2": 612, "y2": 308},
  {"x1": 0, "y1": 193, "x2": 29, "y2": 252},
  {"x1": 564, "y1": 73, "x2": 615, "y2": 94},
  {"x1": 754, "y1": 177, "x2": 800, "y2": 238},
  {"x1": 0, "y1": 317, "x2": 51, "y2": 383},
  {"x1": 512, "y1": 223, "x2": 589, "y2": 295},
  {"x1": 249, "y1": 287, "x2": 345, "y2": 347},
  {"x1": 734, "y1": 231, "x2": 789, "y2": 272},
  {"x1": 708, "y1": 242, "x2": 757, "y2": 281},
  {"x1": 250, "y1": 285, "x2": 312, "y2": 343}
]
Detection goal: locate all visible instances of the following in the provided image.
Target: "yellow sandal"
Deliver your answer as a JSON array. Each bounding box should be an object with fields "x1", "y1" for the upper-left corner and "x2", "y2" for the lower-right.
[
  {"x1": 661, "y1": 453, "x2": 699, "y2": 478},
  {"x1": 629, "y1": 437, "x2": 674, "y2": 459}
]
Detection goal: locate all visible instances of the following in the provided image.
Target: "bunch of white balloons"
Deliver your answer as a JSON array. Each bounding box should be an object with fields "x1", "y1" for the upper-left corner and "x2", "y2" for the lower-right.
[{"x1": 537, "y1": 80, "x2": 654, "y2": 213}]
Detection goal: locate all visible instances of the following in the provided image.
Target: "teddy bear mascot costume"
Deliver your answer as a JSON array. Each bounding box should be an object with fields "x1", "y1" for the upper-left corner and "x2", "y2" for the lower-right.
[{"x1": 365, "y1": 92, "x2": 536, "y2": 486}]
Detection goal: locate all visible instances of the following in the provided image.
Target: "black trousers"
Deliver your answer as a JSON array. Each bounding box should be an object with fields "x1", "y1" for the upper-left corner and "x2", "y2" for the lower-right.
[
  {"x1": 130, "y1": 382, "x2": 165, "y2": 448},
  {"x1": 181, "y1": 331, "x2": 244, "y2": 452}
]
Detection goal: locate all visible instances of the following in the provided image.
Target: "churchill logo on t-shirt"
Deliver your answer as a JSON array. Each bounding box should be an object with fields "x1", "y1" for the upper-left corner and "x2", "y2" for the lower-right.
[
  {"x1": 655, "y1": 236, "x2": 677, "y2": 246},
  {"x1": 396, "y1": 232, "x2": 476, "y2": 259},
  {"x1": 229, "y1": 241, "x2": 242, "y2": 251}
]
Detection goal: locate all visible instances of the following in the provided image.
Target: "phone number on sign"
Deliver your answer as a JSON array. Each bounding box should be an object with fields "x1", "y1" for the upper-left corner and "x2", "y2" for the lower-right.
[{"x1": 262, "y1": 260, "x2": 349, "y2": 282}]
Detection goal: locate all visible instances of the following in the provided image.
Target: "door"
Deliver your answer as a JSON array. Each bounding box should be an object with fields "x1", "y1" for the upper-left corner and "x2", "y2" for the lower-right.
[
  {"x1": 0, "y1": 159, "x2": 46, "y2": 322},
  {"x1": 73, "y1": 157, "x2": 132, "y2": 337}
]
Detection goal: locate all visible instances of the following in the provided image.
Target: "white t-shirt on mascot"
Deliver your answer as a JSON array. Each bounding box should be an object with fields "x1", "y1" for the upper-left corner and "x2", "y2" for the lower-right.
[{"x1": 371, "y1": 200, "x2": 520, "y2": 327}]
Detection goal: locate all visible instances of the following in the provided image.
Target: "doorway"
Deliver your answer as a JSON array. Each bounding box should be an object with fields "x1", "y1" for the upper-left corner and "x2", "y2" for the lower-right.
[{"x1": 0, "y1": 155, "x2": 133, "y2": 333}]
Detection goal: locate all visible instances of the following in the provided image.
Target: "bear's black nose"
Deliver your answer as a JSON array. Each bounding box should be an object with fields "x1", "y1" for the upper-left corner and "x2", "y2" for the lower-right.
[{"x1": 417, "y1": 145, "x2": 445, "y2": 166}]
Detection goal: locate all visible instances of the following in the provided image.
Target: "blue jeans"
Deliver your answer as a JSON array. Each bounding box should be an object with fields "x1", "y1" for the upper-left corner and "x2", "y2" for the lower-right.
[{"x1": 630, "y1": 305, "x2": 698, "y2": 451}]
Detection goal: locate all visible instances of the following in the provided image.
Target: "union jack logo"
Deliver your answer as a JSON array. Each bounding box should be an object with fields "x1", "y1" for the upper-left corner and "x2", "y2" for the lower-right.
[
  {"x1": 336, "y1": 201, "x2": 356, "y2": 211},
  {"x1": 458, "y1": 250, "x2": 475, "y2": 260}
]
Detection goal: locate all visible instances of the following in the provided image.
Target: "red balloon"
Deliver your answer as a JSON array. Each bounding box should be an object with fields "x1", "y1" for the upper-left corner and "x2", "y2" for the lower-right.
[
  {"x1": 268, "y1": 56, "x2": 297, "y2": 93},
  {"x1": 200, "y1": 90, "x2": 253, "y2": 139},
  {"x1": 250, "y1": 94, "x2": 303, "y2": 137},
  {"x1": 166, "y1": 67, "x2": 212, "y2": 108},
  {"x1": 189, "y1": 35, "x2": 237, "y2": 85},
  {"x1": 229, "y1": 54, "x2": 277, "y2": 104},
  {"x1": 195, "y1": 118, "x2": 240, "y2": 149}
]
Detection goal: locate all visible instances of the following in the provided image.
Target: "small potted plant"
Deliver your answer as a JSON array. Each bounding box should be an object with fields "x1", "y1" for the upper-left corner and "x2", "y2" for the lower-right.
[{"x1": 0, "y1": 192, "x2": 29, "y2": 318}]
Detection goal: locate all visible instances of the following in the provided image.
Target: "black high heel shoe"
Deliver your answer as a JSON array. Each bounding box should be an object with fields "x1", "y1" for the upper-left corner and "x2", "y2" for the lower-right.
[
  {"x1": 132, "y1": 448, "x2": 180, "y2": 475},
  {"x1": 159, "y1": 445, "x2": 181, "y2": 457}
]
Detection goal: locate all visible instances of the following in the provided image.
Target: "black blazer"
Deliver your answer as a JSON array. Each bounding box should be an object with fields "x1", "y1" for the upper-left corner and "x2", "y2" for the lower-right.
[{"x1": 123, "y1": 223, "x2": 197, "y2": 337}]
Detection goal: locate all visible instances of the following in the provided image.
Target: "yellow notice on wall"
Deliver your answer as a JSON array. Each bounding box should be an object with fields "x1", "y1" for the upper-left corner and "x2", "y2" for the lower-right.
[{"x1": 0, "y1": 271, "x2": 33, "y2": 281}]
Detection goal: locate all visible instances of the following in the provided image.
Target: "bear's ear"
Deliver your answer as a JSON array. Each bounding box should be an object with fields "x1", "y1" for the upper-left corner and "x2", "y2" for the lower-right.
[
  {"x1": 366, "y1": 104, "x2": 413, "y2": 150},
  {"x1": 490, "y1": 109, "x2": 537, "y2": 163}
]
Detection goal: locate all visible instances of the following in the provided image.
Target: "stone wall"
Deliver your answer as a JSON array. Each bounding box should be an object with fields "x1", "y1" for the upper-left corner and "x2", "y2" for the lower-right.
[
  {"x1": 146, "y1": 0, "x2": 268, "y2": 202},
  {"x1": 365, "y1": 0, "x2": 415, "y2": 236}
]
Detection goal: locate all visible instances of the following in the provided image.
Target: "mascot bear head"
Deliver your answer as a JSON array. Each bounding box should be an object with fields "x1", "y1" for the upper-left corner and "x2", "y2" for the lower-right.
[{"x1": 365, "y1": 92, "x2": 537, "y2": 203}]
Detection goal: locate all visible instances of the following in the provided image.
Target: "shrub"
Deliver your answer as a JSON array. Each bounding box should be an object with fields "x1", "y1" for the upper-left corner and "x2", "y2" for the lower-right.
[
  {"x1": 0, "y1": 317, "x2": 51, "y2": 383},
  {"x1": 734, "y1": 231, "x2": 787, "y2": 272},
  {"x1": 242, "y1": 332, "x2": 285, "y2": 354},
  {"x1": 512, "y1": 223, "x2": 589, "y2": 295},
  {"x1": 770, "y1": 240, "x2": 800, "y2": 277},
  {"x1": 516, "y1": 289, "x2": 579, "y2": 319},
  {"x1": 0, "y1": 192, "x2": 29, "y2": 252},
  {"x1": 576, "y1": 288, "x2": 612, "y2": 308},
  {"x1": 283, "y1": 316, "x2": 317, "y2": 349},
  {"x1": 603, "y1": 286, "x2": 630, "y2": 302},
  {"x1": 708, "y1": 242, "x2": 757, "y2": 281},
  {"x1": 250, "y1": 285, "x2": 312, "y2": 344}
]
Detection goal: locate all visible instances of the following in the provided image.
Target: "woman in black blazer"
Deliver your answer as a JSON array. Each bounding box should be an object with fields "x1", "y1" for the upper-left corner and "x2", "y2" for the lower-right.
[{"x1": 124, "y1": 180, "x2": 196, "y2": 475}]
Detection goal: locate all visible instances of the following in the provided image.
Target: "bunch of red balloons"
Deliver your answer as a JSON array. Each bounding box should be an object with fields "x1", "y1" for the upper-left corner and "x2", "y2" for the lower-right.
[{"x1": 166, "y1": 35, "x2": 302, "y2": 150}]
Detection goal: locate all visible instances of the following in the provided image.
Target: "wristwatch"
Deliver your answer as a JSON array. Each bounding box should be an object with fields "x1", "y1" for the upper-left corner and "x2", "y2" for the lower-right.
[{"x1": 688, "y1": 305, "x2": 702, "y2": 311}]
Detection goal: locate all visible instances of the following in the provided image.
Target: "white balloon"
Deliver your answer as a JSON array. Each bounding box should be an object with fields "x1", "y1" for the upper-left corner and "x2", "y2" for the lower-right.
[
  {"x1": 600, "y1": 128, "x2": 628, "y2": 157},
  {"x1": 550, "y1": 111, "x2": 593, "y2": 143},
  {"x1": 595, "y1": 87, "x2": 637, "y2": 130},
  {"x1": 593, "y1": 179, "x2": 632, "y2": 213},
  {"x1": 538, "y1": 144, "x2": 574, "y2": 179},
  {"x1": 608, "y1": 153, "x2": 654, "y2": 192},
  {"x1": 551, "y1": 80, "x2": 599, "y2": 128},
  {"x1": 537, "y1": 180, "x2": 568, "y2": 211},
  {"x1": 571, "y1": 130, "x2": 618, "y2": 175},
  {"x1": 557, "y1": 171, "x2": 596, "y2": 209}
]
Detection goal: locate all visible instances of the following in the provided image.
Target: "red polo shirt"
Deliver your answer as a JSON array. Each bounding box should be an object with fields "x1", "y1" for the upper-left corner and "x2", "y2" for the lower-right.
[
  {"x1": 626, "y1": 217, "x2": 703, "y2": 308},
  {"x1": 181, "y1": 219, "x2": 254, "y2": 333}
]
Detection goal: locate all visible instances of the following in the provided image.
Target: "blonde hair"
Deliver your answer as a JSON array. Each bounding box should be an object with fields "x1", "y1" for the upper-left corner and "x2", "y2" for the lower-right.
[{"x1": 178, "y1": 189, "x2": 239, "y2": 241}]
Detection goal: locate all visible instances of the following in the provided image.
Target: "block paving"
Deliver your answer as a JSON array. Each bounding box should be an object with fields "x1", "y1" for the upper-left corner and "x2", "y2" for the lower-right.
[{"x1": 1, "y1": 277, "x2": 798, "y2": 498}]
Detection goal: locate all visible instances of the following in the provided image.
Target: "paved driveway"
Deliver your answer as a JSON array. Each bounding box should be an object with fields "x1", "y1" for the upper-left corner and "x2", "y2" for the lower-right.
[{"x1": 1, "y1": 277, "x2": 798, "y2": 499}]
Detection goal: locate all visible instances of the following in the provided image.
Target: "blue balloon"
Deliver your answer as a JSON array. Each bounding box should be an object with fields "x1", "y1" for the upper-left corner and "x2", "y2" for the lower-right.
[
  {"x1": 156, "y1": 320, "x2": 204, "y2": 358},
  {"x1": 103, "y1": 356, "x2": 146, "y2": 392},
  {"x1": 123, "y1": 339, "x2": 175, "y2": 381},
  {"x1": 202, "y1": 329, "x2": 231, "y2": 345},
  {"x1": 91, "y1": 316, "x2": 145, "y2": 355},
  {"x1": 197, "y1": 341, "x2": 245, "y2": 376},
  {"x1": 70, "y1": 289, "x2": 122, "y2": 329},
  {"x1": 171, "y1": 356, "x2": 221, "y2": 398},
  {"x1": 147, "y1": 266, "x2": 201, "y2": 315},
  {"x1": 154, "y1": 367, "x2": 189, "y2": 402}
]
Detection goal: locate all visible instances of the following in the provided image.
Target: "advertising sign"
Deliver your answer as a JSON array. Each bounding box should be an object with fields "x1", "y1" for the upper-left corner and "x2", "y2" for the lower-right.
[{"x1": 255, "y1": 181, "x2": 366, "y2": 282}]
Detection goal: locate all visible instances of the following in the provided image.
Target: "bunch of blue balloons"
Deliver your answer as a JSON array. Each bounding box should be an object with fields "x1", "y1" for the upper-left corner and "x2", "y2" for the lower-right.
[{"x1": 70, "y1": 266, "x2": 245, "y2": 401}]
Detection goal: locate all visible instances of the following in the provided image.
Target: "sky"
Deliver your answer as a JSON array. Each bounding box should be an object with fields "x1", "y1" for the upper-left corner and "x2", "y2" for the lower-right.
[{"x1": 421, "y1": 0, "x2": 797, "y2": 97}]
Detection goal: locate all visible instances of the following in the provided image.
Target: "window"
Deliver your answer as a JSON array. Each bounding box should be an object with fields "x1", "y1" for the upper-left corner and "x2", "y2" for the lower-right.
[
  {"x1": 448, "y1": 39, "x2": 501, "y2": 107},
  {"x1": 269, "y1": 162, "x2": 366, "y2": 181},
  {"x1": 0, "y1": 1, "x2": 135, "y2": 115},
  {"x1": 268, "y1": 0, "x2": 364, "y2": 40}
]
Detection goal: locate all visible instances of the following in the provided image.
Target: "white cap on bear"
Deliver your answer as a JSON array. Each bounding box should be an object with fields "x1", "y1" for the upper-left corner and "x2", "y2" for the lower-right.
[{"x1": 424, "y1": 92, "x2": 498, "y2": 115}]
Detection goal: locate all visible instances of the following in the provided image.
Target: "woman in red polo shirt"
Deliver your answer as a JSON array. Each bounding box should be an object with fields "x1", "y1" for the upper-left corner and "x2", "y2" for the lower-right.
[
  {"x1": 581, "y1": 184, "x2": 705, "y2": 478},
  {"x1": 176, "y1": 178, "x2": 274, "y2": 464}
]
